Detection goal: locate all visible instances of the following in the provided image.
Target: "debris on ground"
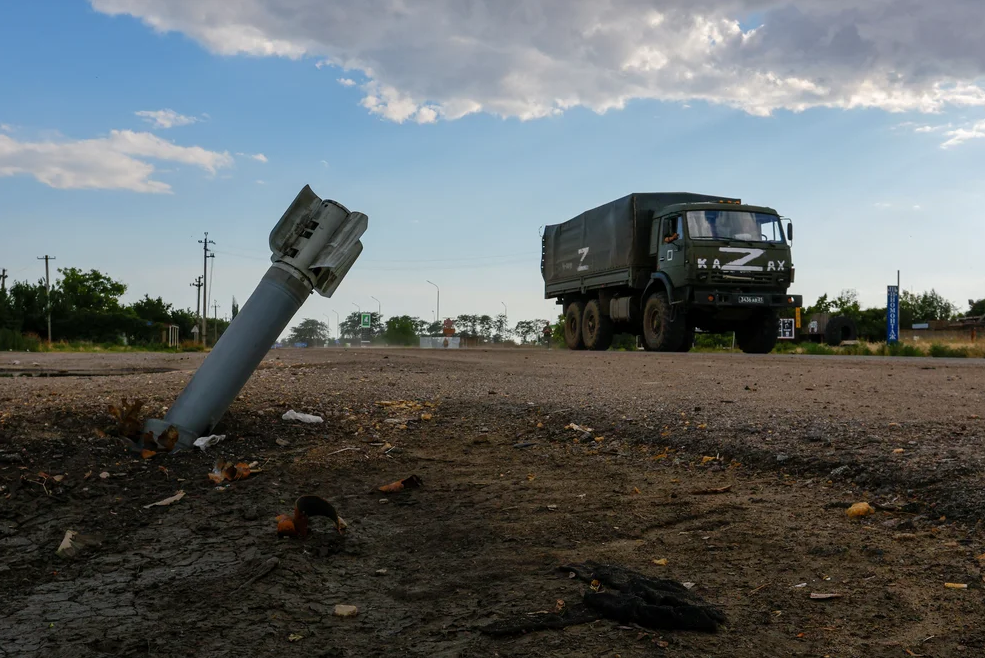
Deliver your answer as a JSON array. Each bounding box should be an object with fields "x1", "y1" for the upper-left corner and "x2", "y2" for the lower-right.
[
  {"x1": 564, "y1": 423, "x2": 593, "y2": 433},
  {"x1": 482, "y1": 562, "x2": 726, "y2": 636},
  {"x1": 691, "y1": 485, "x2": 733, "y2": 495},
  {"x1": 810, "y1": 593, "x2": 843, "y2": 600},
  {"x1": 378, "y1": 474, "x2": 423, "y2": 493},
  {"x1": 105, "y1": 398, "x2": 181, "y2": 456},
  {"x1": 55, "y1": 530, "x2": 102, "y2": 559},
  {"x1": 143, "y1": 490, "x2": 186, "y2": 509},
  {"x1": 208, "y1": 461, "x2": 252, "y2": 484},
  {"x1": 193, "y1": 434, "x2": 227, "y2": 450},
  {"x1": 846, "y1": 502, "x2": 875, "y2": 518},
  {"x1": 944, "y1": 583, "x2": 968, "y2": 589},
  {"x1": 282, "y1": 410, "x2": 324, "y2": 424},
  {"x1": 287, "y1": 633, "x2": 304, "y2": 642},
  {"x1": 276, "y1": 495, "x2": 347, "y2": 538},
  {"x1": 333, "y1": 605, "x2": 359, "y2": 617}
]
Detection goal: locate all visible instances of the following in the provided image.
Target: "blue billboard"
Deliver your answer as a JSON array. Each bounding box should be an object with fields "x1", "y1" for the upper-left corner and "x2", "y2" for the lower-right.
[{"x1": 887, "y1": 285, "x2": 900, "y2": 344}]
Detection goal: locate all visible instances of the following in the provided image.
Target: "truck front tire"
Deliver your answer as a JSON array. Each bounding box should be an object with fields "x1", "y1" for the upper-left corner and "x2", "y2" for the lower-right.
[
  {"x1": 736, "y1": 311, "x2": 778, "y2": 354},
  {"x1": 642, "y1": 292, "x2": 686, "y2": 352},
  {"x1": 564, "y1": 300, "x2": 586, "y2": 350},
  {"x1": 582, "y1": 299, "x2": 614, "y2": 351}
]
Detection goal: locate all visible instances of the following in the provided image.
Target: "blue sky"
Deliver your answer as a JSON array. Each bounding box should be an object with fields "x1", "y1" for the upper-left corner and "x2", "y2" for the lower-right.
[{"x1": 2, "y1": 1, "x2": 984, "y2": 337}]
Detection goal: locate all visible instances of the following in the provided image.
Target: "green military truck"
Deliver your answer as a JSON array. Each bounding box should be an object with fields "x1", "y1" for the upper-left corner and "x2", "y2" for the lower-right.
[{"x1": 541, "y1": 193, "x2": 802, "y2": 353}]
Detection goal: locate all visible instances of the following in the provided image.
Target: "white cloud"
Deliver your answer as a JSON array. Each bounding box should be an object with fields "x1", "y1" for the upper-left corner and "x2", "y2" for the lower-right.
[
  {"x1": 0, "y1": 129, "x2": 233, "y2": 193},
  {"x1": 942, "y1": 120, "x2": 985, "y2": 148},
  {"x1": 874, "y1": 202, "x2": 892, "y2": 209},
  {"x1": 135, "y1": 108, "x2": 200, "y2": 129},
  {"x1": 91, "y1": 0, "x2": 985, "y2": 123},
  {"x1": 0, "y1": 123, "x2": 11, "y2": 133},
  {"x1": 237, "y1": 152, "x2": 269, "y2": 162},
  {"x1": 337, "y1": 78, "x2": 356, "y2": 87},
  {"x1": 255, "y1": 179, "x2": 266, "y2": 185}
]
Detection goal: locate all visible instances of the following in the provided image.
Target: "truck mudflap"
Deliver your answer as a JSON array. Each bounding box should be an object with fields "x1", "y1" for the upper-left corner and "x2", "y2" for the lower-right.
[{"x1": 691, "y1": 289, "x2": 802, "y2": 308}]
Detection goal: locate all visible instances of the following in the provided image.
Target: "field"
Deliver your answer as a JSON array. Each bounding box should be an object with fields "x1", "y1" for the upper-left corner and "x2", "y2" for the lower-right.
[{"x1": 2, "y1": 348, "x2": 984, "y2": 658}]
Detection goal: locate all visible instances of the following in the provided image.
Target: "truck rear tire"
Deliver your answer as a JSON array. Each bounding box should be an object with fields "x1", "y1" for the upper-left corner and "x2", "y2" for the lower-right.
[
  {"x1": 582, "y1": 299, "x2": 614, "y2": 351},
  {"x1": 736, "y1": 311, "x2": 778, "y2": 354},
  {"x1": 564, "y1": 300, "x2": 586, "y2": 350},
  {"x1": 642, "y1": 292, "x2": 686, "y2": 352}
]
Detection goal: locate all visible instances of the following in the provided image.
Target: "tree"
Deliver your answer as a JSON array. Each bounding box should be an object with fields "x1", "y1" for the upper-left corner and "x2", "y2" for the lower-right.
[
  {"x1": 833, "y1": 289, "x2": 861, "y2": 319},
  {"x1": 478, "y1": 315, "x2": 493, "y2": 341},
  {"x1": 130, "y1": 295, "x2": 173, "y2": 323},
  {"x1": 385, "y1": 315, "x2": 419, "y2": 346},
  {"x1": 900, "y1": 289, "x2": 956, "y2": 326},
  {"x1": 338, "y1": 311, "x2": 382, "y2": 340},
  {"x1": 455, "y1": 314, "x2": 479, "y2": 338},
  {"x1": 493, "y1": 313, "x2": 511, "y2": 342},
  {"x1": 970, "y1": 298, "x2": 985, "y2": 317},
  {"x1": 55, "y1": 268, "x2": 127, "y2": 313},
  {"x1": 287, "y1": 318, "x2": 329, "y2": 346},
  {"x1": 231, "y1": 296, "x2": 240, "y2": 319}
]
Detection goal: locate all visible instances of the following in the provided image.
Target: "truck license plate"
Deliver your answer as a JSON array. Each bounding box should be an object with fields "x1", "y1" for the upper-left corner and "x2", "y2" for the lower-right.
[{"x1": 738, "y1": 295, "x2": 765, "y2": 305}]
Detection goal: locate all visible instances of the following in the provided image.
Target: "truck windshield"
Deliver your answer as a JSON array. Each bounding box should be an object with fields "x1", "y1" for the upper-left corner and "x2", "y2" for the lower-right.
[{"x1": 686, "y1": 211, "x2": 785, "y2": 243}]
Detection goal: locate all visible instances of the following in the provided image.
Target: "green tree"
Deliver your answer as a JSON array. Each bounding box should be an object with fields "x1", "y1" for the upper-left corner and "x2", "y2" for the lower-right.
[
  {"x1": 455, "y1": 314, "x2": 479, "y2": 338},
  {"x1": 287, "y1": 318, "x2": 329, "y2": 346},
  {"x1": 130, "y1": 295, "x2": 173, "y2": 323},
  {"x1": 55, "y1": 268, "x2": 127, "y2": 313},
  {"x1": 231, "y1": 296, "x2": 240, "y2": 319},
  {"x1": 338, "y1": 311, "x2": 383, "y2": 340},
  {"x1": 970, "y1": 298, "x2": 985, "y2": 317},
  {"x1": 385, "y1": 315, "x2": 419, "y2": 346},
  {"x1": 478, "y1": 315, "x2": 493, "y2": 341},
  {"x1": 900, "y1": 289, "x2": 956, "y2": 326}
]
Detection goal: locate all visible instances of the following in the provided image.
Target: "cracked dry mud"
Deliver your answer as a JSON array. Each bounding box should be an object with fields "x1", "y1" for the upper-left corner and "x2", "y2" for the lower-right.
[{"x1": 1, "y1": 348, "x2": 984, "y2": 657}]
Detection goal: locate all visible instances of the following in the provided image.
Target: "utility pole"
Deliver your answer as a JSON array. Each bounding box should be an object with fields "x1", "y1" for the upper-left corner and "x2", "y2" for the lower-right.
[
  {"x1": 0, "y1": 268, "x2": 7, "y2": 292},
  {"x1": 36, "y1": 255, "x2": 56, "y2": 344},
  {"x1": 427, "y1": 280, "x2": 439, "y2": 324},
  {"x1": 189, "y1": 276, "x2": 203, "y2": 321},
  {"x1": 198, "y1": 233, "x2": 215, "y2": 345},
  {"x1": 212, "y1": 301, "x2": 220, "y2": 345}
]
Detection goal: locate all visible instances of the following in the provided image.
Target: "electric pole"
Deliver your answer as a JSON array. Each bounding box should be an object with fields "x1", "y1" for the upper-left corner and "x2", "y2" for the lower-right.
[
  {"x1": 36, "y1": 255, "x2": 56, "y2": 344},
  {"x1": 212, "y1": 301, "x2": 220, "y2": 345},
  {"x1": 0, "y1": 268, "x2": 7, "y2": 292},
  {"x1": 190, "y1": 276, "x2": 203, "y2": 321},
  {"x1": 198, "y1": 233, "x2": 215, "y2": 346}
]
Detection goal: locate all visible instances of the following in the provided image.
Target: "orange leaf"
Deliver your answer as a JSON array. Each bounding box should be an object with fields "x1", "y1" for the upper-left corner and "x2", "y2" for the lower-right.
[
  {"x1": 379, "y1": 474, "x2": 423, "y2": 493},
  {"x1": 276, "y1": 514, "x2": 297, "y2": 537},
  {"x1": 141, "y1": 449, "x2": 157, "y2": 460},
  {"x1": 233, "y1": 463, "x2": 251, "y2": 480},
  {"x1": 157, "y1": 426, "x2": 180, "y2": 452}
]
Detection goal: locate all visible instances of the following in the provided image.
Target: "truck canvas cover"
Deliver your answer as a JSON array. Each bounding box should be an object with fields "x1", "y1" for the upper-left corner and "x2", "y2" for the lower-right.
[{"x1": 541, "y1": 192, "x2": 738, "y2": 287}]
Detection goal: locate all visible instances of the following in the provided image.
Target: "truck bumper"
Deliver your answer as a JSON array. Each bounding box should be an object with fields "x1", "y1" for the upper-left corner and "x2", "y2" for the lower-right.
[{"x1": 690, "y1": 289, "x2": 802, "y2": 309}]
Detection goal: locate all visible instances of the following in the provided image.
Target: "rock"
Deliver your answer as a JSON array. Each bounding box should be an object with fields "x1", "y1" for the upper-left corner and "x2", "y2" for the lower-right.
[
  {"x1": 829, "y1": 465, "x2": 850, "y2": 478},
  {"x1": 776, "y1": 454, "x2": 790, "y2": 463},
  {"x1": 333, "y1": 604, "x2": 359, "y2": 618}
]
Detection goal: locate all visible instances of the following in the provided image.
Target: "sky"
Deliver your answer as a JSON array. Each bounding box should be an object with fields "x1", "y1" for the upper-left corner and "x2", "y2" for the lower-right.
[{"x1": 2, "y1": 1, "x2": 984, "y2": 338}]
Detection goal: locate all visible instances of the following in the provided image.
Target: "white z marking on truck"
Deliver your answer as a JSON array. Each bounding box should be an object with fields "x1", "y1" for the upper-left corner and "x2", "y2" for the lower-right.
[
  {"x1": 577, "y1": 247, "x2": 590, "y2": 271},
  {"x1": 719, "y1": 247, "x2": 765, "y2": 272}
]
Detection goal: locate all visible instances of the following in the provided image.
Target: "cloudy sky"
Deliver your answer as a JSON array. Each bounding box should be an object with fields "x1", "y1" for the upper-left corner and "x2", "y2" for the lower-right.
[{"x1": 2, "y1": 1, "x2": 984, "y2": 334}]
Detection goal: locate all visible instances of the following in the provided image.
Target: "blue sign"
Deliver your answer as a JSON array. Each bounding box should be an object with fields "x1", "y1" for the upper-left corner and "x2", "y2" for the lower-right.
[{"x1": 887, "y1": 285, "x2": 900, "y2": 344}]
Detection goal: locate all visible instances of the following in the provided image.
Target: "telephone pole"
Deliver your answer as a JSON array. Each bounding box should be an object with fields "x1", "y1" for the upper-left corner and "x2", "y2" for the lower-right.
[
  {"x1": 189, "y1": 276, "x2": 203, "y2": 320},
  {"x1": 212, "y1": 301, "x2": 220, "y2": 345},
  {"x1": 198, "y1": 233, "x2": 215, "y2": 345},
  {"x1": 36, "y1": 255, "x2": 56, "y2": 344},
  {"x1": 0, "y1": 268, "x2": 8, "y2": 292}
]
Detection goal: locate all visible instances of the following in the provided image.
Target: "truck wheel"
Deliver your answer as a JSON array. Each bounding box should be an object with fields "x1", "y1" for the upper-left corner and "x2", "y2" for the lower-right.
[
  {"x1": 736, "y1": 311, "x2": 778, "y2": 354},
  {"x1": 642, "y1": 292, "x2": 686, "y2": 352},
  {"x1": 824, "y1": 315, "x2": 858, "y2": 347},
  {"x1": 564, "y1": 300, "x2": 586, "y2": 350},
  {"x1": 675, "y1": 327, "x2": 695, "y2": 353},
  {"x1": 582, "y1": 299, "x2": 614, "y2": 351}
]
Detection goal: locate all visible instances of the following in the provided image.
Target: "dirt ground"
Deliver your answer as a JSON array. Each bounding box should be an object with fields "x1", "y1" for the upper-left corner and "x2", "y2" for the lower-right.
[{"x1": 2, "y1": 348, "x2": 984, "y2": 658}]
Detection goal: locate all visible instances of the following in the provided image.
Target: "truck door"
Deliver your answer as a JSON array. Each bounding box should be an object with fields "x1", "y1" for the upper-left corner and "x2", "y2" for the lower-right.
[{"x1": 656, "y1": 214, "x2": 686, "y2": 287}]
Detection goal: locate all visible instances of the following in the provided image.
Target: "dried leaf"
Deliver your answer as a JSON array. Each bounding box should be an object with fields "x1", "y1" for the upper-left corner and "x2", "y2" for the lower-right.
[
  {"x1": 287, "y1": 633, "x2": 304, "y2": 642},
  {"x1": 846, "y1": 502, "x2": 875, "y2": 518},
  {"x1": 421, "y1": 413, "x2": 433, "y2": 421},
  {"x1": 944, "y1": 583, "x2": 968, "y2": 589},
  {"x1": 691, "y1": 484, "x2": 733, "y2": 495},
  {"x1": 140, "y1": 449, "x2": 157, "y2": 460},
  {"x1": 700, "y1": 456, "x2": 716, "y2": 464},
  {"x1": 379, "y1": 474, "x2": 423, "y2": 493},
  {"x1": 157, "y1": 426, "x2": 180, "y2": 451},
  {"x1": 652, "y1": 558, "x2": 669, "y2": 566},
  {"x1": 143, "y1": 490, "x2": 185, "y2": 509}
]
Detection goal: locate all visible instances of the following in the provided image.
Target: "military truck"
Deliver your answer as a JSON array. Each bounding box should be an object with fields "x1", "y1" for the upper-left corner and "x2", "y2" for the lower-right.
[{"x1": 541, "y1": 193, "x2": 802, "y2": 353}]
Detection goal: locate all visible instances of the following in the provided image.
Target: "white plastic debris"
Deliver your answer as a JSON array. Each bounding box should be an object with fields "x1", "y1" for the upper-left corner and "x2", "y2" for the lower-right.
[
  {"x1": 193, "y1": 434, "x2": 227, "y2": 451},
  {"x1": 282, "y1": 410, "x2": 324, "y2": 424}
]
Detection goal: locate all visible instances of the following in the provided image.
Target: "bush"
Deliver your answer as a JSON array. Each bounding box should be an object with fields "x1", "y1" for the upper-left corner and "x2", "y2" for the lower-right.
[
  {"x1": 0, "y1": 329, "x2": 43, "y2": 352},
  {"x1": 879, "y1": 342, "x2": 924, "y2": 358},
  {"x1": 929, "y1": 343, "x2": 969, "y2": 358},
  {"x1": 800, "y1": 342, "x2": 836, "y2": 356}
]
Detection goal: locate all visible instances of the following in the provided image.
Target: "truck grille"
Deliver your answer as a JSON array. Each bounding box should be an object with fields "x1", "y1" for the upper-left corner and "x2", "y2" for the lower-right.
[{"x1": 709, "y1": 271, "x2": 774, "y2": 285}]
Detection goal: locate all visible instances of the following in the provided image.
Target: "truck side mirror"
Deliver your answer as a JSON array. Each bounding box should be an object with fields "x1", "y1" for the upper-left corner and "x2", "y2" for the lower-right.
[{"x1": 786, "y1": 222, "x2": 793, "y2": 242}]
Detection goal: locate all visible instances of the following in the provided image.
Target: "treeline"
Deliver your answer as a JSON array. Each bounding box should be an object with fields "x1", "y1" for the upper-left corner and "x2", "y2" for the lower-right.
[
  {"x1": 287, "y1": 312, "x2": 553, "y2": 347},
  {"x1": 0, "y1": 268, "x2": 224, "y2": 350}
]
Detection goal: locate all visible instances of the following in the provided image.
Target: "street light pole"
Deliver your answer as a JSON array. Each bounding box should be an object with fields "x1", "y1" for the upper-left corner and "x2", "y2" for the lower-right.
[
  {"x1": 427, "y1": 280, "x2": 439, "y2": 324},
  {"x1": 371, "y1": 295, "x2": 381, "y2": 318}
]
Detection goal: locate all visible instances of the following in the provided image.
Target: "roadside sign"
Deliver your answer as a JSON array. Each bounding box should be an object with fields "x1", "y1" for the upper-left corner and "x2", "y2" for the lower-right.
[
  {"x1": 778, "y1": 318, "x2": 795, "y2": 340},
  {"x1": 360, "y1": 313, "x2": 372, "y2": 328},
  {"x1": 887, "y1": 285, "x2": 900, "y2": 344},
  {"x1": 794, "y1": 307, "x2": 801, "y2": 329}
]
